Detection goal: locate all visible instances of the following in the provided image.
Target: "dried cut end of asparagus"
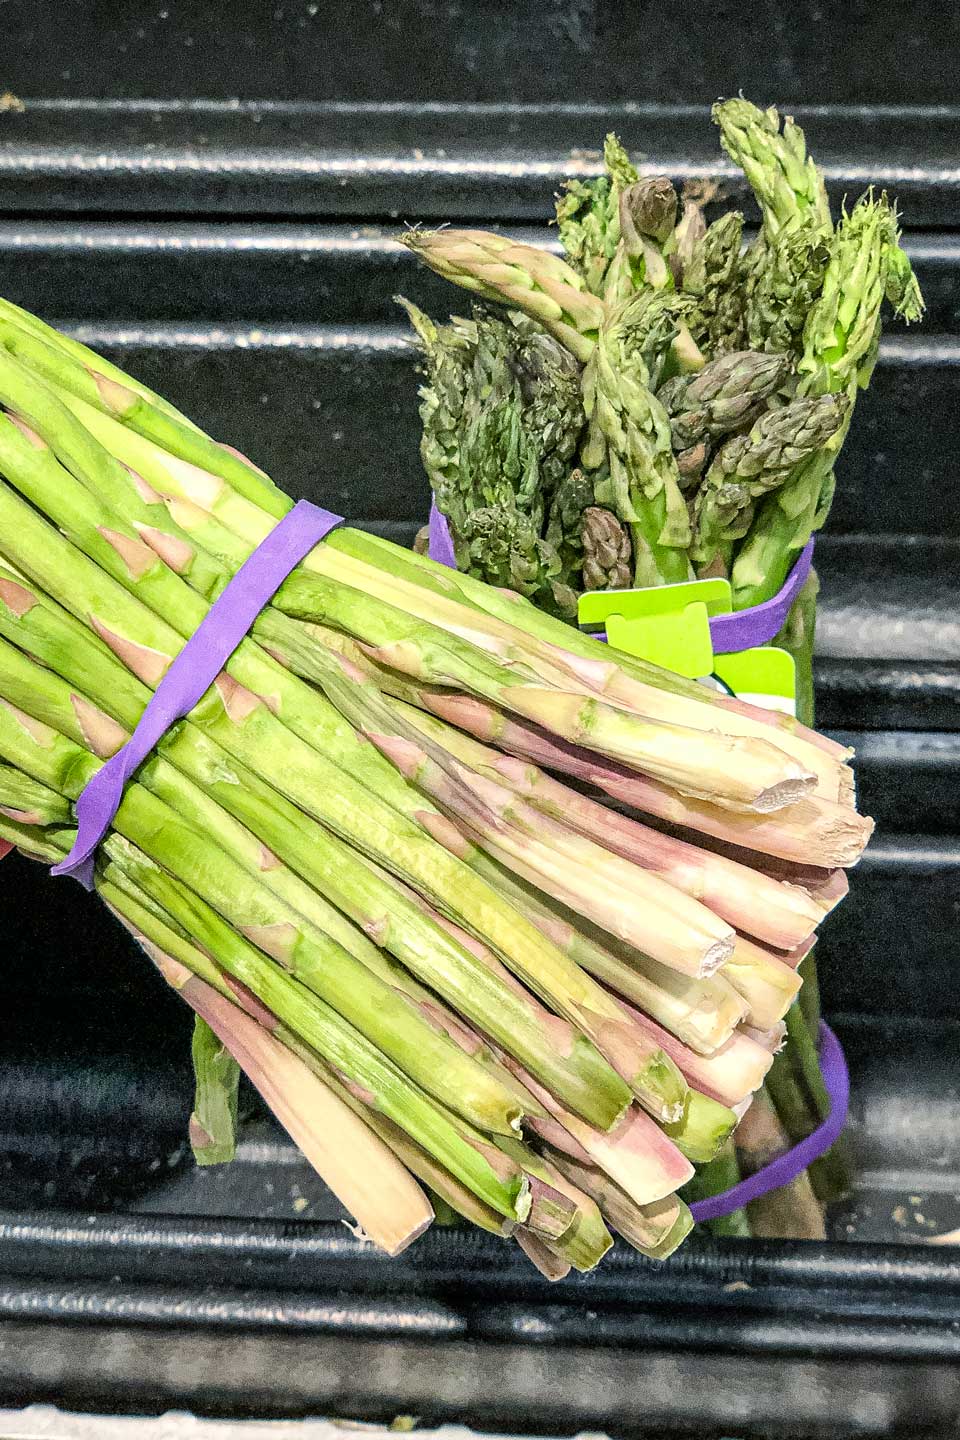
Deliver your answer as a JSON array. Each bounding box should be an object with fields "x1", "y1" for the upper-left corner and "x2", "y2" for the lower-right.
[
  {"x1": 515, "y1": 1229, "x2": 571, "y2": 1281},
  {"x1": 493, "y1": 1141, "x2": 613, "y2": 1272},
  {"x1": 626, "y1": 1004, "x2": 774, "y2": 1108},
  {"x1": 546, "y1": 1149, "x2": 691, "y2": 1259},
  {"x1": 189, "y1": 1015, "x2": 241, "y2": 1166},
  {"x1": 722, "y1": 936, "x2": 804, "y2": 1029},
  {"x1": 663, "y1": 1089, "x2": 738, "y2": 1165},
  {"x1": 157, "y1": 956, "x2": 436, "y2": 1257},
  {"x1": 507, "y1": 1057, "x2": 693, "y2": 1206}
]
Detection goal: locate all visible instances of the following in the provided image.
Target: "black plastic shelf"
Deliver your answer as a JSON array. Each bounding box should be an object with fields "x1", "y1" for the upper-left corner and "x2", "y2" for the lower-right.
[
  {"x1": 1, "y1": 223, "x2": 957, "y2": 331},
  {"x1": 3, "y1": 101, "x2": 960, "y2": 224}
]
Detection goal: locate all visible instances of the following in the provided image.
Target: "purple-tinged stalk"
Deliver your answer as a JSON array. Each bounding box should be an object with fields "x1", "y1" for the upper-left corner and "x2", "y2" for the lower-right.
[
  {"x1": 391, "y1": 696, "x2": 828, "y2": 949},
  {"x1": 152, "y1": 950, "x2": 435, "y2": 1257},
  {"x1": 414, "y1": 688, "x2": 872, "y2": 868},
  {"x1": 367, "y1": 722, "x2": 735, "y2": 980},
  {"x1": 501, "y1": 1055, "x2": 693, "y2": 1205},
  {"x1": 625, "y1": 1006, "x2": 774, "y2": 1108},
  {"x1": 546, "y1": 1150, "x2": 694, "y2": 1259}
]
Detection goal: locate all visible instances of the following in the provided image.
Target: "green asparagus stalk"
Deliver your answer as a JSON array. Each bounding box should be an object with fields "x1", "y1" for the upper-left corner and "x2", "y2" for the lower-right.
[
  {"x1": 555, "y1": 133, "x2": 639, "y2": 297},
  {"x1": 692, "y1": 393, "x2": 849, "y2": 573},
  {"x1": 190, "y1": 1016, "x2": 241, "y2": 1166},
  {"x1": 103, "y1": 870, "x2": 515, "y2": 1240},
  {"x1": 713, "y1": 99, "x2": 830, "y2": 240},
  {"x1": 0, "y1": 644, "x2": 535, "y2": 1138},
  {"x1": 663, "y1": 1089, "x2": 739, "y2": 1165},
  {"x1": 399, "y1": 230, "x2": 605, "y2": 362},
  {"x1": 682, "y1": 211, "x2": 747, "y2": 354},
  {"x1": 0, "y1": 565, "x2": 631, "y2": 1127},
  {"x1": 581, "y1": 289, "x2": 693, "y2": 586},
  {"x1": 731, "y1": 192, "x2": 923, "y2": 608},
  {"x1": 0, "y1": 759, "x2": 72, "y2": 825},
  {"x1": 658, "y1": 349, "x2": 791, "y2": 450},
  {"x1": 682, "y1": 1140, "x2": 752, "y2": 1239}
]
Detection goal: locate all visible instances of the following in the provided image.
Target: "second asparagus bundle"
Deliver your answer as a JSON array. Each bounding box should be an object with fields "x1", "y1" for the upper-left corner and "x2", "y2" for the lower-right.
[{"x1": 0, "y1": 297, "x2": 872, "y2": 1272}]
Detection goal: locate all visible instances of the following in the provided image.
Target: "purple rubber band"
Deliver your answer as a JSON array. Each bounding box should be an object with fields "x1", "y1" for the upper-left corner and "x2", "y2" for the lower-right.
[
  {"x1": 428, "y1": 496, "x2": 458, "y2": 569},
  {"x1": 427, "y1": 504, "x2": 814, "y2": 652},
  {"x1": 688, "y1": 1022, "x2": 850, "y2": 1223},
  {"x1": 51, "y1": 499, "x2": 343, "y2": 890},
  {"x1": 708, "y1": 538, "x2": 815, "y2": 653}
]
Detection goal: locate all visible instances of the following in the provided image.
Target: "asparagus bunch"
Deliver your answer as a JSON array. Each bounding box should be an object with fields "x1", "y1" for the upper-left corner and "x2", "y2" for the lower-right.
[
  {"x1": 0, "y1": 298, "x2": 873, "y2": 1272},
  {"x1": 401, "y1": 96, "x2": 921, "y2": 597}
]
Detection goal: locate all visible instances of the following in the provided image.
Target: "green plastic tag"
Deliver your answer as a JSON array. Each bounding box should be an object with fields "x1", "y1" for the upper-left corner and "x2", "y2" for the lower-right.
[
  {"x1": 578, "y1": 580, "x2": 797, "y2": 715},
  {"x1": 579, "y1": 579, "x2": 730, "y2": 680}
]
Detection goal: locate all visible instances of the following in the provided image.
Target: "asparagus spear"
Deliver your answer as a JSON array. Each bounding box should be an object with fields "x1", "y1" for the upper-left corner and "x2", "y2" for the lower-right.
[
  {"x1": 0, "y1": 563, "x2": 636, "y2": 1127},
  {"x1": 555, "y1": 133, "x2": 638, "y2": 297},
  {"x1": 162, "y1": 956, "x2": 436, "y2": 1255},
  {"x1": 189, "y1": 1016, "x2": 241, "y2": 1166},
  {"x1": 399, "y1": 230, "x2": 605, "y2": 362},
  {"x1": 107, "y1": 873, "x2": 515, "y2": 1240},
  {"x1": 682, "y1": 211, "x2": 747, "y2": 354},
  {"x1": 713, "y1": 99, "x2": 830, "y2": 239},
  {"x1": 731, "y1": 192, "x2": 923, "y2": 607},
  {"x1": 580, "y1": 505, "x2": 633, "y2": 590},
  {"x1": 658, "y1": 349, "x2": 791, "y2": 451},
  {"x1": 692, "y1": 393, "x2": 849, "y2": 573},
  {"x1": 0, "y1": 645, "x2": 536, "y2": 1138},
  {"x1": 580, "y1": 289, "x2": 694, "y2": 586}
]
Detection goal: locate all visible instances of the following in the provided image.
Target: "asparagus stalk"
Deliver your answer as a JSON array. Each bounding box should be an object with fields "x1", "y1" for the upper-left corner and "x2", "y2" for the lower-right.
[
  {"x1": 731, "y1": 192, "x2": 923, "y2": 608},
  {"x1": 625, "y1": 1006, "x2": 774, "y2": 1108},
  {"x1": 107, "y1": 872, "x2": 516, "y2": 1240},
  {"x1": 399, "y1": 230, "x2": 605, "y2": 362},
  {"x1": 0, "y1": 759, "x2": 72, "y2": 825},
  {"x1": 190, "y1": 1016, "x2": 241, "y2": 1166},
  {"x1": 1, "y1": 333, "x2": 846, "y2": 793},
  {"x1": 318, "y1": 528, "x2": 854, "y2": 785},
  {"x1": 329, "y1": 666, "x2": 736, "y2": 980},
  {"x1": 390, "y1": 683, "x2": 871, "y2": 867},
  {"x1": 713, "y1": 99, "x2": 831, "y2": 239},
  {"x1": 722, "y1": 936, "x2": 804, "y2": 1029},
  {"x1": 548, "y1": 1150, "x2": 694, "y2": 1259},
  {"x1": 386, "y1": 695, "x2": 830, "y2": 949},
  {"x1": 580, "y1": 289, "x2": 693, "y2": 586},
  {"x1": 154, "y1": 951, "x2": 436, "y2": 1254},
  {"x1": 663, "y1": 1089, "x2": 739, "y2": 1165},
  {"x1": 0, "y1": 648, "x2": 538, "y2": 1138},
  {"x1": 0, "y1": 566, "x2": 630, "y2": 1128}
]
